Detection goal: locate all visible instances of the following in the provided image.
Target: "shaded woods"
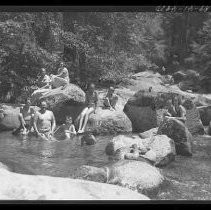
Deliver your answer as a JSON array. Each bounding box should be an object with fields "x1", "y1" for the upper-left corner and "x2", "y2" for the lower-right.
[{"x1": 0, "y1": 12, "x2": 211, "y2": 103}]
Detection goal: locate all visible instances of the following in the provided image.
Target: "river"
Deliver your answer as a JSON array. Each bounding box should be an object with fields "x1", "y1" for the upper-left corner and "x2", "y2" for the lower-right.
[{"x1": 0, "y1": 131, "x2": 210, "y2": 200}]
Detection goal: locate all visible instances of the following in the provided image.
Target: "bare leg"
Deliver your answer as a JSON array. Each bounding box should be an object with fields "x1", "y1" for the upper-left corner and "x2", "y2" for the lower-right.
[
  {"x1": 78, "y1": 107, "x2": 88, "y2": 133},
  {"x1": 18, "y1": 114, "x2": 26, "y2": 131},
  {"x1": 111, "y1": 96, "x2": 118, "y2": 109},
  {"x1": 81, "y1": 107, "x2": 94, "y2": 132}
]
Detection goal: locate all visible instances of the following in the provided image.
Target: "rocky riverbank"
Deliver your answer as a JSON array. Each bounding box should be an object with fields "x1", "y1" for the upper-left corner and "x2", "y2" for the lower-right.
[{"x1": 0, "y1": 70, "x2": 211, "y2": 200}]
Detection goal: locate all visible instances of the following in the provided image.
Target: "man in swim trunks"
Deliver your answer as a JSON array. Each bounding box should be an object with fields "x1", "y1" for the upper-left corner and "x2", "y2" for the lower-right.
[
  {"x1": 13, "y1": 98, "x2": 35, "y2": 135},
  {"x1": 103, "y1": 86, "x2": 118, "y2": 111},
  {"x1": 77, "y1": 83, "x2": 98, "y2": 134},
  {"x1": 33, "y1": 101, "x2": 56, "y2": 140},
  {"x1": 50, "y1": 62, "x2": 70, "y2": 89}
]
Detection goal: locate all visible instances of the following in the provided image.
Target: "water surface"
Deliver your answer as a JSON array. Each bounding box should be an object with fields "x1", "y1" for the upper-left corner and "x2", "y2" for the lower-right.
[{"x1": 0, "y1": 132, "x2": 210, "y2": 200}]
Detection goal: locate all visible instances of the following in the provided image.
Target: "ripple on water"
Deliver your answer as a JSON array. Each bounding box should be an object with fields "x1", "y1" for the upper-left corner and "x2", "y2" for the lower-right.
[{"x1": 0, "y1": 132, "x2": 211, "y2": 200}]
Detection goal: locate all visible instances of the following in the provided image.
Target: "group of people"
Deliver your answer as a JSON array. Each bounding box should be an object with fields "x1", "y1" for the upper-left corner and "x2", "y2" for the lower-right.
[{"x1": 13, "y1": 62, "x2": 119, "y2": 140}]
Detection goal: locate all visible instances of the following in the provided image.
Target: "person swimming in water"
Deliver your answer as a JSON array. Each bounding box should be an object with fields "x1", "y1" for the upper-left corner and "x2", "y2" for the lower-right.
[
  {"x1": 13, "y1": 98, "x2": 35, "y2": 135},
  {"x1": 77, "y1": 83, "x2": 98, "y2": 134},
  {"x1": 33, "y1": 100, "x2": 56, "y2": 140},
  {"x1": 55, "y1": 115, "x2": 76, "y2": 140}
]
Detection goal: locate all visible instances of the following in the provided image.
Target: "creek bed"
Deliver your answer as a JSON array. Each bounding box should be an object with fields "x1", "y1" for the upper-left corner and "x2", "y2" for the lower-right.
[{"x1": 0, "y1": 132, "x2": 210, "y2": 200}]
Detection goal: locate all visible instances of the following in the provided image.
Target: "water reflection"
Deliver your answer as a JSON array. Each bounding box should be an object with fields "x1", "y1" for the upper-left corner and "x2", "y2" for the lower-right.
[{"x1": 0, "y1": 131, "x2": 110, "y2": 177}]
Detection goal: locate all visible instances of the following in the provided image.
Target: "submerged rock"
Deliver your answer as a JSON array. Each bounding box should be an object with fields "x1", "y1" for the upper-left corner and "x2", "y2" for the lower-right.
[
  {"x1": 157, "y1": 118, "x2": 193, "y2": 156},
  {"x1": 0, "y1": 167, "x2": 149, "y2": 200},
  {"x1": 72, "y1": 160, "x2": 164, "y2": 198},
  {"x1": 105, "y1": 134, "x2": 176, "y2": 167}
]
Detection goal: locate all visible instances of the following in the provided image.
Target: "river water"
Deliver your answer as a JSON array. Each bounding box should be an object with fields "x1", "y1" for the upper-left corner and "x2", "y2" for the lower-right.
[{"x1": 0, "y1": 131, "x2": 210, "y2": 200}]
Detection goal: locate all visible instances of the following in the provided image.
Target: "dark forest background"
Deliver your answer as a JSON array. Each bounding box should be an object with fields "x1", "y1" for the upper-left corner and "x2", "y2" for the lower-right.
[{"x1": 0, "y1": 12, "x2": 210, "y2": 103}]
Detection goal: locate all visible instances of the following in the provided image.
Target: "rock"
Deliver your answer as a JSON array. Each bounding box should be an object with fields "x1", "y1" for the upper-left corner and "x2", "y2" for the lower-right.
[
  {"x1": 105, "y1": 135, "x2": 147, "y2": 156},
  {"x1": 76, "y1": 108, "x2": 132, "y2": 135},
  {"x1": 157, "y1": 118, "x2": 193, "y2": 156},
  {"x1": 105, "y1": 134, "x2": 176, "y2": 167},
  {"x1": 72, "y1": 160, "x2": 164, "y2": 198},
  {"x1": 31, "y1": 84, "x2": 86, "y2": 124},
  {"x1": 148, "y1": 135, "x2": 176, "y2": 167},
  {"x1": 123, "y1": 89, "x2": 188, "y2": 132},
  {"x1": 197, "y1": 105, "x2": 211, "y2": 126},
  {"x1": 139, "y1": 128, "x2": 158, "y2": 139},
  {"x1": 183, "y1": 100, "x2": 205, "y2": 135},
  {"x1": 0, "y1": 167, "x2": 149, "y2": 200},
  {"x1": 173, "y1": 71, "x2": 187, "y2": 83},
  {"x1": 0, "y1": 104, "x2": 20, "y2": 131},
  {"x1": 81, "y1": 134, "x2": 97, "y2": 145}
]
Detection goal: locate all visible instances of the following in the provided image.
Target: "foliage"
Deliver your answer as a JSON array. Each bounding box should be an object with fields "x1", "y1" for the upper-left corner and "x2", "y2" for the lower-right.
[{"x1": 0, "y1": 12, "x2": 211, "y2": 103}]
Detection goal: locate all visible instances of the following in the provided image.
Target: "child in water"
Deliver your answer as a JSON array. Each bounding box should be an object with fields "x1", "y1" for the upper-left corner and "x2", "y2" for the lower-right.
[{"x1": 58, "y1": 116, "x2": 76, "y2": 139}]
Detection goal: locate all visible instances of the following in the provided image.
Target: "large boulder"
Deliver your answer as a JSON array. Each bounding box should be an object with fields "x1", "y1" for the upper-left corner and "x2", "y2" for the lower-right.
[
  {"x1": 31, "y1": 84, "x2": 86, "y2": 124},
  {"x1": 197, "y1": 105, "x2": 211, "y2": 126},
  {"x1": 123, "y1": 89, "x2": 188, "y2": 132},
  {"x1": 0, "y1": 167, "x2": 149, "y2": 200},
  {"x1": 105, "y1": 134, "x2": 176, "y2": 167},
  {"x1": 76, "y1": 108, "x2": 132, "y2": 135},
  {"x1": 71, "y1": 160, "x2": 164, "y2": 198},
  {"x1": 157, "y1": 118, "x2": 193, "y2": 156}
]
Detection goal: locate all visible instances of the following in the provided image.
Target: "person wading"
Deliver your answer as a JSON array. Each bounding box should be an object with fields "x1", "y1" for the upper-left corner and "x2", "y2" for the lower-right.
[
  {"x1": 13, "y1": 98, "x2": 35, "y2": 135},
  {"x1": 33, "y1": 101, "x2": 56, "y2": 140}
]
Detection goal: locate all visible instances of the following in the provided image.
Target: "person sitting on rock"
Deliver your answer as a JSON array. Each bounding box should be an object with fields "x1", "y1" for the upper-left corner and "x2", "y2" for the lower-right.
[
  {"x1": 103, "y1": 87, "x2": 118, "y2": 111},
  {"x1": 37, "y1": 68, "x2": 51, "y2": 89},
  {"x1": 13, "y1": 98, "x2": 35, "y2": 135},
  {"x1": 31, "y1": 68, "x2": 51, "y2": 102},
  {"x1": 55, "y1": 115, "x2": 76, "y2": 140},
  {"x1": 50, "y1": 62, "x2": 70, "y2": 90},
  {"x1": 77, "y1": 83, "x2": 98, "y2": 134},
  {"x1": 164, "y1": 96, "x2": 186, "y2": 123}
]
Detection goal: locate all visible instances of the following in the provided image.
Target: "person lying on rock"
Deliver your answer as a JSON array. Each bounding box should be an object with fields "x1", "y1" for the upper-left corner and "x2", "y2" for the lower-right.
[
  {"x1": 77, "y1": 83, "x2": 98, "y2": 134},
  {"x1": 12, "y1": 98, "x2": 35, "y2": 135},
  {"x1": 164, "y1": 97, "x2": 186, "y2": 123},
  {"x1": 55, "y1": 115, "x2": 76, "y2": 140},
  {"x1": 50, "y1": 62, "x2": 69, "y2": 90},
  {"x1": 103, "y1": 86, "x2": 118, "y2": 111},
  {"x1": 33, "y1": 100, "x2": 56, "y2": 141}
]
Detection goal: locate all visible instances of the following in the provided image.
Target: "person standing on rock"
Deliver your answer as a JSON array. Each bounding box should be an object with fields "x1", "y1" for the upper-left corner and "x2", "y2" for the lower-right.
[
  {"x1": 103, "y1": 87, "x2": 118, "y2": 111},
  {"x1": 13, "y1": 98, "x2": 35, "y2": 135},
  {"x1": 50, "y1": 62, "x2": 70, "y2": 89},
  {"x1": 77, "y1": 83, "x2": 98, "y2": 134},
  {"x1": 33, "y1": 100, "x2": 56, "y2": 140}
]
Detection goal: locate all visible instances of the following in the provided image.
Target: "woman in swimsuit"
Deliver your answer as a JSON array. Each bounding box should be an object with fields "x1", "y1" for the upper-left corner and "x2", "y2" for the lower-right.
[{"x1": 77, "y1": 83, "x2": 98, "y2": 134}]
